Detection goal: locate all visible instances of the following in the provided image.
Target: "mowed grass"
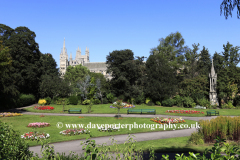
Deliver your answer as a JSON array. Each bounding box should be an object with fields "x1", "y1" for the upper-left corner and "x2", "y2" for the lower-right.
[
  {"x1": 25, "y1": 104, "x2": 240, "y2": 117},
  {"x1": 97, "y1": 136, "x2": 240, "y2": 154},
  {"x1": 0, "y1": 115, "x2": 197, "y2": 146}
]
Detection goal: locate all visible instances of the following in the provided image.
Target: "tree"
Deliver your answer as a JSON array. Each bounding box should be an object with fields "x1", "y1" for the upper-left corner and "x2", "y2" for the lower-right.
[
  {"x1": 183, "y1": 43, "x2": 200, "y2": 79},
  {"x1": 150, "y1": 32, "x2": 187, "y2": 71},
  {"x1": 145, "y1": 54, "x2": 178, "y2": 102},
  {"x1": 39, "y1": 53, "x2": 59, "y2": 77},
  {"x1": 220, "y1": 0, "x2": 240, "y2": 19},
  {"x1": 0, "y1": 40, "x2": 12, "y2": 75},
  {"x1": 196, "y1": 46, "x2": 212, "y2": 76},
  {"x1": 77, "y1": 75, "x2": 92, "y2": 100},
  {"x1": 106, "y1": 49, "x2": 144, "y2": 100}
]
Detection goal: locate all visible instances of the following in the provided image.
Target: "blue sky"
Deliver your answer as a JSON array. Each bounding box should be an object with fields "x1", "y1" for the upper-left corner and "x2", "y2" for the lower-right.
[{"x1": 1, "y1": 0, "x2": 240, "y2": 68}]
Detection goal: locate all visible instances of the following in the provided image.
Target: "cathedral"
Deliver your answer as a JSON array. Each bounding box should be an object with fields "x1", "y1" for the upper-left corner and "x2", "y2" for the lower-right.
[{"x1": 59, "y1": 38, "x2": 112, "y2": 79}]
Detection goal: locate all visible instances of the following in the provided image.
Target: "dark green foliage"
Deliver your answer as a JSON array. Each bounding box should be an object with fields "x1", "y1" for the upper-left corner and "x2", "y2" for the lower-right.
[
  {"x1": 162, "y1": 99, "x2": 175, "y2": 107},
  {"x1": 93, "y1": 99, "x2": 101, "y2": 104},
  {"x1": 69, "y1": 96, "x2": 78, "y2": 105},
  {"x1": 233, "y1": 95, "x2": 240, "y2": 106},
  {"x1": 196, "y1": 46, "x2": 211, "y2": 76},
  {"x1": 44, "y1": 97, "x2": 51, "y2": 105},
  {"x1": 112, "y1": 97, "x2": 118, "y2": 103},
  {"x1": 17, "y1": 94, "x2": 36, "y2": 107},
  {"x1": 102, "y1": 98, "x2": 108, "y2": 104},
  {"x1": 106, "y1": 50, "x2": 145, "y2": 100},
  {"x1": 174, "y1": 95, "x2": 183, "y2": 107},
  {"x1": 106, "y1": 93, "x2": 114, "y2": 103},
  {"x1": 147, "y1": 101, "x2": 154, "y2": 106},
  {"x1": 145, "y1": 53, "x2": 177, "y2": 102},
  {"x1": 135, "y1": 94, "x2": 145, "y2": 104},
  {"x1": 118, "y1": 95, "x2": 125, "y2": 101},
  {"x1": 52, "y1": 97, "x2": 60, "y2": 104},
  {"x1": 190, "y1": 93, "x2": 206, "y2": 103},
  {"x1": 77, "y1": 94, "x2": 82, "y2": 100},
  {"x1": 0, "y1": 121, "x2": 33, "y2": 159},
  {"x1": 182, "y1": 97, "x2": 196, "y2": 108},
  {"x1": 220, "y1": 0, "x2": 240, "y2": 19}
]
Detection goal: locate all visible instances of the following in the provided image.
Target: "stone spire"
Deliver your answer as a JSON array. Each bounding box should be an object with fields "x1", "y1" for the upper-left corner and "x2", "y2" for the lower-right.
[
  {"x1": 62, "y1": 38, "x2": 67, "y2": 56},
  {"x1": 70, "y1": 52, "x2": 72, "y2": 60},
  {"x1": 211, "y1": 58, "x2": 215, "y2": 76}
]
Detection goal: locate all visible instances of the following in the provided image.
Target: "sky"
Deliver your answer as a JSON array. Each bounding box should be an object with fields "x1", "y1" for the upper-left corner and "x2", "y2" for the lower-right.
[{"x1": 1, "y1": 0, "x2": 240, "y2": 68}]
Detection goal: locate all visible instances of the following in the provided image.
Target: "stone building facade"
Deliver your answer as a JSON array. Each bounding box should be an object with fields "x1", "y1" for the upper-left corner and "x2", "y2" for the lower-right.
[{"x1": 59, "y1": 38, "x2": 112, "y2": 79}]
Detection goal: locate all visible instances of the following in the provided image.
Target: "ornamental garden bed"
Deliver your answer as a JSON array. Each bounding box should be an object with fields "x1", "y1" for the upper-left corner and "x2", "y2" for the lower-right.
[
  {"x1": 34, "y1": 106, "x2": 55, "y2": 110},
  {"x1": 21, "y1": 131, "x2": 50, "y2": 140},
  {"x1": 165, "y1": 110, "x2": 204, "y2": 114},
  {"x1": 150, "y1": 117, "x2": 186, "y2": 124},
  {"x1": 0, "y1": 112, "x2": 23, "y2": 117},
  {"x1": 60, "y1": 128, "x2": 90, "y2": 135},
  {"x1": 27, "y1": 122, "x2": 50, "y2": 128}
]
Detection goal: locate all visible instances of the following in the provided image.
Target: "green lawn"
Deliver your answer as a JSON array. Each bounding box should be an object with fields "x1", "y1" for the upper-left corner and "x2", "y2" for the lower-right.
[
  {"x1": 97, "y1": 136, "x2": 240, "y2": 155},
  {"x1": 0, "y1": 115, "x2": 197, "y2": 146},
  {"x1": 24, "y1": 104, "x2": 240, "y2": 117}
]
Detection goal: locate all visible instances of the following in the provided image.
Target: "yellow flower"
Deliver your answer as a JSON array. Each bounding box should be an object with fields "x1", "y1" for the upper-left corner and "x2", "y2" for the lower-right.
[{"x1": 38, "y1": 99, "x2": 47, "y2": 106}]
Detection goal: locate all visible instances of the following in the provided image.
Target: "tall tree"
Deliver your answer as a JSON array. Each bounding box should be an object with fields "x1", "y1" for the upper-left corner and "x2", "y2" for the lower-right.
[
  {"x1": 196, "y1": 46, "x2": 212, "y2": 76},
  {"x1": 106, "y1": 49, "x2": 144, "y2": 100},
  {"x1": 0, "y1": 40, "x2": 12, "y2": 75},
  {"x1": 145, "y1": 54, "x2": 178, "y2": 102},
  {"x1": 0, "y1": 24, "x2": 42, "y2": 99}
]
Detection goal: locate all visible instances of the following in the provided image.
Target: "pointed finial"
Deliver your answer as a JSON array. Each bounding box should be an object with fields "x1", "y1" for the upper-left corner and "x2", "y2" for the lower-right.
[
  {"x1": 78, "y1": 46, "x2": 80, "y2": 51},
  {"x1": 70, "y1": 52, "x2": 72, "y2": 58}
]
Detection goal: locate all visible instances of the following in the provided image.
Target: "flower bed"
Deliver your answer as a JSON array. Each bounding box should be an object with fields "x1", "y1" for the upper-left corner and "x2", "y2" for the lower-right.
[
  {"x1": 150, "y1": 117, "x2": 186, "y2": 124},
  {"x1": 110, "y1": 102, "x2": 135, "y2": 108},
  {"x1": 165, "y1": 110, "x2": 204, "y2": 114},
  {"x1": 98, "y1": 125, "x2": 120, "y2": 132},
  {"x1": 21, "y1": 132, "x2": 50, "y2": 140},
  {"x1": 0, "y1": 112, "x2": 23, "y2": 117},
  {"x1": 27, "y1": 122, "x2": 50, "y2": 128},
  {"x1": 34, "y1": 106, "x2": 54, "y2": 110},
  {"x1": 59, "y1": 128, "x2": 90, "y2": 135}
]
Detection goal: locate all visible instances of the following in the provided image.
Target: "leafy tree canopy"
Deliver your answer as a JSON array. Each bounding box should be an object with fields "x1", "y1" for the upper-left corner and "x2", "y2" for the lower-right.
[{"x1": 221, "y1": 0, "x2": 240, "y2": 19}]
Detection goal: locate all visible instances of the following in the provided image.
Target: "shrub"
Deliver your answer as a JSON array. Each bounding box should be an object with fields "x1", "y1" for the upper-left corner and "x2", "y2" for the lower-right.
[
  {"x1": 182, "y1": 97, "x2": 196, "y2": 108},
  {"x1": 93, "y1": 99, "x2": 101, "y2": 104},
  {"x1": 145, "y1": 97, "x2": 151, "y2": 104},
  {"x1": 147, "y1": 101, "x2": 154, "y2": 106},
  {"x1": 52, "y1": 97, "x2": 60, "y2": 104},
  {"x1": 38, "y1": 99, "x2": 47, "y2": 106},
  {"x1": 174, "y1": 95, "x2": 183, "y2": 107},
  {"x1": 156, "y1": 101, "x2": 161, "y2": 106},
  {"x1": 233, "y1": 95, "x2": 240, "y2": 106},
  {"x1": 65, "y1": 98, "x2": 70, "y2": 105},
  {"x1": 44, "y1": 97, "x2": 51, "y2": 105},
  {"x1": 188, "y1": 131, "x2": 204, "y2": 145},
  {"x1": 162, "y1": 99, "x2": 175, "y2": 107},
  {"x1": 118, "y1": 95, "x2": 125, "y2": 101},
  {"x1": 197, "y1": 98, "x2": 210, "y2": 108},
  {"x1": 102, "y1": 98, "x2": 108, "y2": 104},
  {"x1": 18, "y1": 94, "x2": 36, "y2": 107},
  {"x1": 77, "y1": 100, "x2": 82, "y2": 105},
  {"x1": 82, "y1": 99, "x2": 91, "y2": 105},
  {"x1": 69, "y1": 96, "x2": 78, "y2": 105},
  {"x1": 191, "y1": 93, "x2": 205, "y2": 103},
  {"x1": 227, "y1": 101, "x2": 234, "y2": 109},
  {"x1": 135, "y1": 95, "x2": 144, "y2": 104},
  {"x1": 0, "y1": 121, "x2": 33, "y2": 159},
  {"x1": 112, "y1": 97, "x2": 118, "y2": 103},
  {"x1": 77, "y1": 94, "x2": 82, "y2": 101},
  {"x1": 106, "y1": 93, "x2": 114, "y2": 103}
]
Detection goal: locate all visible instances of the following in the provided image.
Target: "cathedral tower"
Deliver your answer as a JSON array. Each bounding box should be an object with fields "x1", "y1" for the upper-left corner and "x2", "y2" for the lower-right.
[{"x1": 60, "y1": 38, "x2": 68, "y2": 76}]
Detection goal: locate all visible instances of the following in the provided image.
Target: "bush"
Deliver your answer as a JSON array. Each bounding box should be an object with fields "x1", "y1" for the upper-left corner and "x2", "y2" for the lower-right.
[
  {"x1": 77, "y1": 94, "x2": 82, "y2": 101},
  {"x1": 162, "y1": 99, "x2": 175, "y2": 107},
  {"x1": 135, "y1": 95, "x2": 145, "y2": 105},
  {"x1": 77, "y1": 100, "x2": 82, "y2": 105},
  {"x1": 182, "y1": 97, "x2": 196, "y2": 108},
  {"x1": 112, "y1": 97, "x2": 118, "y2": 103},
  {"x1": 106, "y1": 93, "x2": 114, "y2": 103},
  {"x1": 188, "y1": 131, "x2": 204, "y2": 145},
  {"x1": 102, "y1": 98, "x2": 108, "y2": 104},
  {"x1": 65, "y1": 98, "x2": 70, "y2": 105},
  {"x1": 156, "y1": 101, "x2": 161, "y2": 106},
  {"x1": 69, "y1": 96, "x2": 78, "y2": 105},
  {"x1": 145, "y1": 97, "x2": 151, "y2": 104},
  {"x1": 44, "y1": 97, "x2": 51, "y2": 105},
  {"x1": 118, "y1": 95, "x2": 125, "y2": 101},
  {"x1": 82, "y1": 99, "x2": 91, "y2": 105},
  {"x1": 191, "y1": 93, "x2": 205, "y2": 103},
  {"x1": 0, "y1": 121, "x2": 33, "y2": 159},
  {"x1": 147, "y1": 101, "x2": 154, "y2": 106},
  {"x1": 233, "y1": 95, "x2": 240, "y2": 106},
  {"x1": 93, "y1": 99, "x2": 101, "y2": 104},
  {"x1": 174, "y1": 95, "x2": 183, "y2": 107},
  {"x1": 17, "y1": 94, "x2": 36, "y2": 107},
  {"x1": 51, "y1": 97, "x2": 60, "y2": 104},
  {"x1": 197, "y1": 98, "x2": 210, "y2": 108}
]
